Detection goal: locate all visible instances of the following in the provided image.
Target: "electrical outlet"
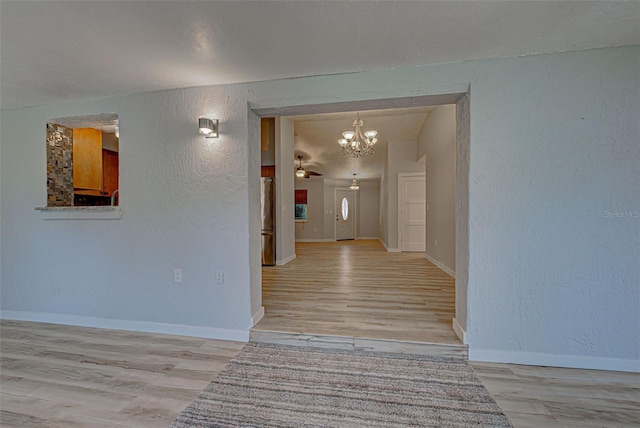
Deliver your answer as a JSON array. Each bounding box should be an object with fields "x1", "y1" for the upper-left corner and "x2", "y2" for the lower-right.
[
  {"x1": 215, "y1": 271, "x2": 224, "y2": 285},
  {"x1": 174, "y1": 268, "x2": 182, "y2": 283}
]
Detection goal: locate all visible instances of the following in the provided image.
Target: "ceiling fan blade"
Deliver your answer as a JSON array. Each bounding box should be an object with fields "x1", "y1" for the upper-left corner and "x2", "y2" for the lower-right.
[{"x1": 306, "y1": 171, "x2": 323, "y2": 176}]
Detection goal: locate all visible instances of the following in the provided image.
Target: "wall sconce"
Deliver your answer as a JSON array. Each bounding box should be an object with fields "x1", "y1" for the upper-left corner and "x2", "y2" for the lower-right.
[{"x1": 198, "y1": 117, "x2": 219, "y2": 138}]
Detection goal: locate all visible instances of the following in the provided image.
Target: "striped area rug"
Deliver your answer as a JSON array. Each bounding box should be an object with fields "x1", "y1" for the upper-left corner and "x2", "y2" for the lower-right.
[{"x1": 171, "y1": 342, "x2": 512, "y2": 427}]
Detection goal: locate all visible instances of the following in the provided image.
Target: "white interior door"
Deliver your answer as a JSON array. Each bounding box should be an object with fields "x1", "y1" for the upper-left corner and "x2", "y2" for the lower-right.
[
  {"x1": 335, "y1": 189, "x2": 355, "y2": 240},
  {"x1": 399, "y1": 174, "x2": 426, "y2": 252}
]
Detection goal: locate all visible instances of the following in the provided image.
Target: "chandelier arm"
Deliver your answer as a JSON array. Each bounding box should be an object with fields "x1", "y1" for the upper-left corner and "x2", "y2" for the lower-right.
[{"x1": 338, "y1": 113, "x2": 376, "y2": 158}]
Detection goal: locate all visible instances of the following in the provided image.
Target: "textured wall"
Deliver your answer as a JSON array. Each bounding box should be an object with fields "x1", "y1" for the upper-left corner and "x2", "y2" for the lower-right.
[
  {"x1": 417, "y1": 105, "x2": 456, "y2": 273},
  {"x1": 379, "y1": 157, "x2": 389, "y2": 247},
  {"x1": 295, "y1": 177, "x2": 324, "y2": 240},
  {"x1": 323, "y1": 179, "x2": 336, "y2": 240},
  {"x1": 1, "y1": 85, "x2": 254, "y2": 337},
  {"x1": 465, "y1": 49, "x2": 638, "y2": 369},
  {"x1": 274, "y1": 117, "x2": 295, "y2": 264},
  {"x1": 385, "y1": 140, "x2": 426, "y2": 250},
  {"x1": 455, "y1": 93, "x2": 470, "y2": 334},
  {"x1": 248, "y1": 109, "x2": 262, "y2": 319},
  {"x1": 357, "y1": 180, "x2": 381, "y2": 239},
  {"x1": 1, "y1": 46, "x2": 638, "y2": 370},
  {"x1": 316, "y1": 178, "x2": 380, "y2": 241}
]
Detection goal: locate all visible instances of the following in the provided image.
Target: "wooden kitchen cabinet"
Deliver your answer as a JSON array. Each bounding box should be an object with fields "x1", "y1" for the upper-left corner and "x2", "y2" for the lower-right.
[
  {"x1": 102, "y1": 149, "x2": 119, "y2": 197},
  {"x1": 73, "y1": 128, "x2": 103, "y2": 192}
]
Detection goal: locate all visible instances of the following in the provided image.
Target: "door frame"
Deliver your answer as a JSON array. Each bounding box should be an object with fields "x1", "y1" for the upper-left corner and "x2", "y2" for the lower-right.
[
  {"x1": 398, "y1": 172, "x2": 426, "y2": 252},
  {"x1": 250, "y1": 91, "x2": 470, "y2": 344},
  {"x1": 334, "y1": 187, "x2": 356, "y2": 240}
]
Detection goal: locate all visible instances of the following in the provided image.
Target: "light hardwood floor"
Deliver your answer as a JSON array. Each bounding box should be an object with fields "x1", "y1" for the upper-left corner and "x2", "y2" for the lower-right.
[
  {"x1": 255, "y1": 240, "x2": 460, "y2": 344},
  {"x1": 473, "y1": 362, "x2": 640, "y2": 427},
  {"x1": 0, "y1": 320, "x2": 244, "y2": 427},
  {"x1": 2, "y1": 242, "x2": 638, "y2": 427},
  {"x1": 1, "y1": 320, "x2": 638, "y2": 427},
  {"x1": 252, "y1": 240, "x2": 640, "y2": 426}
]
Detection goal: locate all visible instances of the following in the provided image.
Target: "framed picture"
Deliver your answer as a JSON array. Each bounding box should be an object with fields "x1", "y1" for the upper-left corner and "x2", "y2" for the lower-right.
[{"x1": 295, "y1": 203, "x2": 307, "y2": 221}]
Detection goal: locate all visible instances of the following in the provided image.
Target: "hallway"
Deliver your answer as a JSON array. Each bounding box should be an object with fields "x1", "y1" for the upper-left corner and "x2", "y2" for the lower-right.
[{"x1": 254, "y1": 240, "x2": 460, "y2": 344}]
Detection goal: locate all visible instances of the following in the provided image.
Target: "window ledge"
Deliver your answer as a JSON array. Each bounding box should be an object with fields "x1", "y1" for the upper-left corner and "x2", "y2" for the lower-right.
[{"x1": 35, "y1": 206, "x2": 122, "y2": 220}]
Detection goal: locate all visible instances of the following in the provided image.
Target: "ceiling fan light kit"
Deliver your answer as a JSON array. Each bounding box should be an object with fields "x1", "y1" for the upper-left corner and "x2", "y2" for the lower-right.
[
  {"x1": 295, "y1": 156, "x2": 322, "y2": 179},
  {"x1": 338, "y1": 112, "x2": 377, "y2": 158}
]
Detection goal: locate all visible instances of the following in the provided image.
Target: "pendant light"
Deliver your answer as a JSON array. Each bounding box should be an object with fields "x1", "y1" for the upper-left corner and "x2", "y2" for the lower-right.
[{"x1": 350, "y1": 173, "x2": 360, "y2": 190}]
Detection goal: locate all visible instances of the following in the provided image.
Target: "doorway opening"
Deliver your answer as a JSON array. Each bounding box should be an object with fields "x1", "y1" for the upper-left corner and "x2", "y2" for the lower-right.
[{"x1": 250, "y1": 93, "x2": 470, "y2": 346}]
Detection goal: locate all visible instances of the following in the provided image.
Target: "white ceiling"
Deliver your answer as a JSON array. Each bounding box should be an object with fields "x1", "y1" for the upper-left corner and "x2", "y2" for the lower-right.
[
  {"x1": 2, "y1": 1, "x2": 637, "y2": 180},
  {"x1": 1, "y1": 1, "x2": 638, "y2": 111},
  {"x1": 292, "y1": 107, "x2": 434, "y2": 180}
]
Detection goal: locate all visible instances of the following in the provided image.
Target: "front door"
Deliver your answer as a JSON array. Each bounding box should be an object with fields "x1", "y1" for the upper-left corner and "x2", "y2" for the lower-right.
[{"x1": 336, "y1": 189, "x2": 355, "y2": 240}]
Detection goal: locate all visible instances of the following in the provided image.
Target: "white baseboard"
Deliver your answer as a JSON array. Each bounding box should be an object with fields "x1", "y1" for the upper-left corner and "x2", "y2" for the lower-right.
[
  {"x1": 276, "y1": 254, "x2": 296, "y2": 266},
  {"x1": 356, "y1": 237, "x2": 380, "y2": 240},
  {"x1": 424, "y1": 253, "x2": 455, "y2": 277},
  {"x1": 251, "y1": 307, "x2": 265, "y2": 327},
  {"x1": 452, "y1": 318, "x2": 467, "y2": 344},
  {"x1": 0, "y1": 310, "x2": 249, "y2": 342},
  {"x1": 469, "y1": 348, "x2": 640, "y2": 373},
  {"x1": 380, "y1": 239, "x2": 400, "y2": 253}
]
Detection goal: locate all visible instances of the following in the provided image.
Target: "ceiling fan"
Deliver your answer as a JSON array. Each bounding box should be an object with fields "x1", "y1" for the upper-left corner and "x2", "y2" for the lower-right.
[{"x1": 295, "y1": 156, "x2": 322, "y2": 179}]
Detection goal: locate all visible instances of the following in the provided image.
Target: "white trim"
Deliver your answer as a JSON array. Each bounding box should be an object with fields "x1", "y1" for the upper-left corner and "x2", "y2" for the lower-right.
[
  {"x1": 424, "y1": 253, "x2": 456, "y2": 277},
  {"x1": 380, "y1": 239, "x2": 400, "y2": 252},
  {"x1": 276, "y1": 253, "x2": 296, "y2": 266},
  {"x1": 0, "y1": 310, "x2": 249, "y2": 342},
  {"x1": 251, "y1": 307, "x2": 265, "y2": 327},
  {"x1": 355, "y1": 237, "x2": 379, "y2": 240},
  {"x1": 469, "y1": 348, "x2": 640, "y2": 373},
  {"x1": 452, "y1": 318, "x2": 467, "y2": 344},
  {"x1": 36, "y1": 206, "x2": 122, "y2": 220},
  {"x1": 295, "y1": 239, "x2": 334, "y2": 243}
]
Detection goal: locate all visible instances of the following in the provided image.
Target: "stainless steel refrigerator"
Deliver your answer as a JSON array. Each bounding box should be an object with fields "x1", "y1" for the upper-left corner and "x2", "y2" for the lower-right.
[{"x1": 261, "y1": 177, "x2": 276, "y2": 265}]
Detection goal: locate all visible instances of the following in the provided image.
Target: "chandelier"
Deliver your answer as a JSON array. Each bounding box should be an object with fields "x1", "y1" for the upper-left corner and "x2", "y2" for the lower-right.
[
  {"x1": 338, "y1": 113, "x2": 377, "y2": 158},
  {"x1": 350, "y1": 173, "x2": 360, "y2": 190}
]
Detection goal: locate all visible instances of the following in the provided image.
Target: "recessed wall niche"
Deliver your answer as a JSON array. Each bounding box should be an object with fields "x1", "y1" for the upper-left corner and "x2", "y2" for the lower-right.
[{"x1": 46, "y1": 113, "x2": 119, "y2": 207}]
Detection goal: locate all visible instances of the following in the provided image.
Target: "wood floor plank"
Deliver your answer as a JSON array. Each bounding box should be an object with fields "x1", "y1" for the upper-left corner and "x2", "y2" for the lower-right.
[
  {"x1": 2, "y1": 320, "x2": 639, "y2": 427},
  {"x1": 0, "y1": 320, "x2": 243, "y2": 428},
  {"x1": 3, "y1": 240, "x2": 639, "y2": 428},
  {"x1": 255, "y1": 240, "x2": 460, "y2": 344},
  {"x1": 472, "y1": 361, "x2": 640, "y2": 427},
  {"x1": 252, "y1": 240, "x2": 640, "y2": 427}
]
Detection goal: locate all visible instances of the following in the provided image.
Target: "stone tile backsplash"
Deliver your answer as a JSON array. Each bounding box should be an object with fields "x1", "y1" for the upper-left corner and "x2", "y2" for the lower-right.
[{"x1": 46, "y1": 123, "x2": 73, "y2": 206}]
